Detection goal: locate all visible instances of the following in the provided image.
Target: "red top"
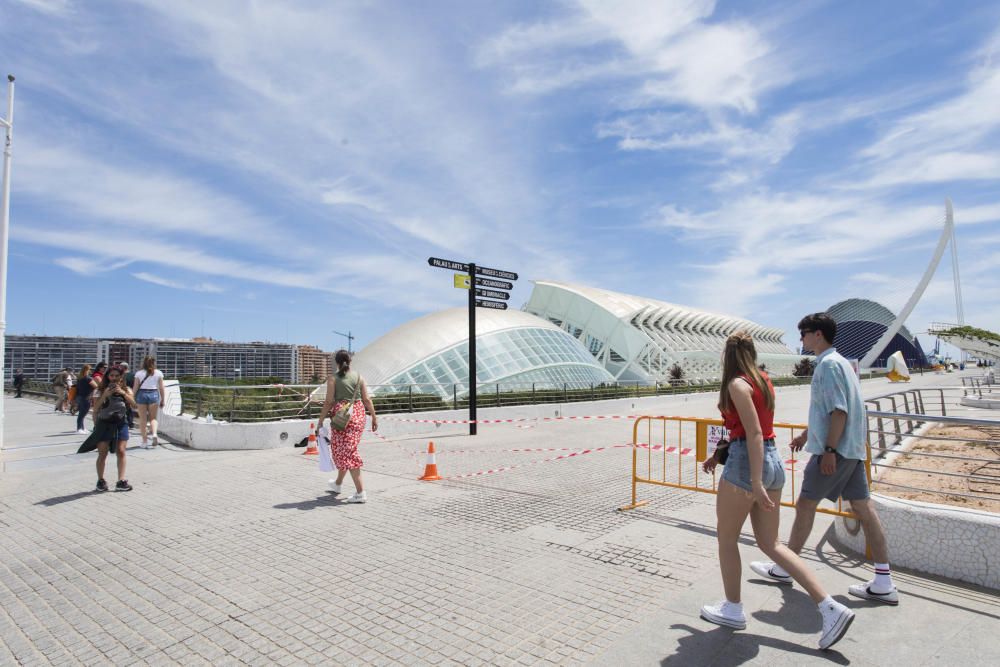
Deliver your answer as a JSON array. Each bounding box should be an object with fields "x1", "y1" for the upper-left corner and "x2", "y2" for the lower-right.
[{"x1": 721, "y1": 372, "x2": 776, "y2": 441}]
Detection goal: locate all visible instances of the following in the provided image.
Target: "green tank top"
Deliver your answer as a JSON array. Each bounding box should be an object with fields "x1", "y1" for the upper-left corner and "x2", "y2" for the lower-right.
[{"x1": 332, "y1": 371, "x2": 361, "y2": 402}]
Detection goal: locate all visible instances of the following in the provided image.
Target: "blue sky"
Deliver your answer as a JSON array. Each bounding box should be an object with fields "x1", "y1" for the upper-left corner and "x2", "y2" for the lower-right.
[{"x1": 2, "y1": 0, "x2": 999, "y2": 358}]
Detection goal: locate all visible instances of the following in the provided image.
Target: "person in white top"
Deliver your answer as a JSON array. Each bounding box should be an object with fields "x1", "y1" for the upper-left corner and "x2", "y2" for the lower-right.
[{"x1": 132, "y1": 355, "x2": 166, "y2": 448}]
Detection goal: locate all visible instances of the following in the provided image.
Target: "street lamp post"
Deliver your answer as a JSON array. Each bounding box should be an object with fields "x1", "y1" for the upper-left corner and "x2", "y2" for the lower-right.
[{"x1": 0, "y1": 74, "x2": 16, "y2": 451}]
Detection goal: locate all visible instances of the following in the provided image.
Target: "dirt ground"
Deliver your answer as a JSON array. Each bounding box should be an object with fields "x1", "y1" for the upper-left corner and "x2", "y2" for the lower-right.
[{"x1": 874, "y1": 424, "x2": 1000, "y2": 512}]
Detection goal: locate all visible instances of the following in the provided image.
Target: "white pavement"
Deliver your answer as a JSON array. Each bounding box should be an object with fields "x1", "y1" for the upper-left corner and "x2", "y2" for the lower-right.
[{"x1": 1, "y1": 372, "x2": 998, "y2": 666}]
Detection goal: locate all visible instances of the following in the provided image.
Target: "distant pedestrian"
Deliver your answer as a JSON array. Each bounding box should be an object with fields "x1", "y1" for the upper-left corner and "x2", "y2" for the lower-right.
[
  {"x1": 316, "y1": 350, "x2": 378, "y2": 504},
  {"x1": 751, "y1": 312, "x2": 898, "y2": 605},
  {"x1": 67, "y1": 370, "x2": 78, "y2": 415},
  {"x1": 52, "y1": 368, "x2": 71, "y2": 412},
  {"x1": 13, "y1": 368, "x2": 24, "y2": 398},
  {"x1": 92, "y1": 361, "x2": 108, "y2": 386},
  {"x1": 91, "y1": 365, "x2": 136, "y2": 492},
  {"x1": 120, "y1": 362, "x2": 135, "y2": 391},
  {"x1": 74, "y1": 364, "x2": 99, "y2": 434},
  {"x1": 700, "y1": 331, "x2": 854, "y2": 650},
  {"x1": 132, "y1": 356, "x2": 165, "y2": 448}
]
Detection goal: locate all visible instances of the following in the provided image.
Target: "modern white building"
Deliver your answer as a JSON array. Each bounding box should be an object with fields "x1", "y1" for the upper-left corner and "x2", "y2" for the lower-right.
[
  {"x1": 524, "y1": 281, "x2": 801, "y2": 383},
  {"x1": 350, "y1": 307, "x2": 615, "y2": 397}
]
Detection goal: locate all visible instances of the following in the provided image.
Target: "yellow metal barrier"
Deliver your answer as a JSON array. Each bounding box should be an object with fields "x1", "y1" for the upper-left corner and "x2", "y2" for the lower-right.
[{"x1": 618, "y1": 415, "x2": 869, "y2": 522}]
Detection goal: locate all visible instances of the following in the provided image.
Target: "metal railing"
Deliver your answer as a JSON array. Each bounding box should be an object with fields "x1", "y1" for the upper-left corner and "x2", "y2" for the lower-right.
[
  {"x1": 865, "y1": 412, "x2": 1000, "y2": 505},
  {"x1": 172, "y1": 377, "x2": 828, "y2": 423}
]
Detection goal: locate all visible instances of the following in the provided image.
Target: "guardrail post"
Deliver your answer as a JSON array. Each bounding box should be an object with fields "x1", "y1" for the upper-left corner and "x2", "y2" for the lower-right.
[
  {"x1": 496, "y1": 383, "x2": 500, "y2": 407},
  {"x1": 563, "y1": 383, "x2": 567, "y2": 403},
  {"x1": 229, "y1": 388, "x2": 238, "y2": 423},
  {"x1": 888, "y1": 397, "x2": 901, "y2": 445},
  {"x1": 591, "y1": 383, "x2": 595, "y2": 401},
  {"x1": 408, "y1": 385, "x2": 413, "y2": 412},
  {"x1": 196, "y1": 390, "x2": 203, "y2": 418},
  {"x1": 531, "y1": 383, "x2": 535, "y2": 405},
  {"x1": 940, "y1": 389, "x2": 946, "y2": 416},
  {"x1": 453, "y1": 384, "x2": 457, "y2": 410}
]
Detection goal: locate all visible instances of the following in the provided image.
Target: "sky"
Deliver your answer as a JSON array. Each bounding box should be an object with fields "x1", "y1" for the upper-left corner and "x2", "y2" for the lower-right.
[{"x1": 2, "y1": 0, "x2": 999, "y2": 359}]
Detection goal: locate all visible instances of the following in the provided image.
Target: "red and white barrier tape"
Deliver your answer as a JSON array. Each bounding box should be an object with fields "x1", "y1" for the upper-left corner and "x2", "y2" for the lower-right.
[{"x1": 380, "y1": 414, "x2": 642, "y2": 425}]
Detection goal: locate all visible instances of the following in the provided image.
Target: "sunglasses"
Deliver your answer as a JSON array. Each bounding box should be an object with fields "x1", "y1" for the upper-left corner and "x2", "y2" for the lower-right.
[{"x1": 799, "y1": 330, "x2": 814, "y2": 340}]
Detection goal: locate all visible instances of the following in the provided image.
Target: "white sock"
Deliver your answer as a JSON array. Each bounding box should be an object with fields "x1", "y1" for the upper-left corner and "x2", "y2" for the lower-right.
[
  {"x1": 726, "y1": 600, "x2": 744, "y2": 613},
  {"x1": 873, "y1": 563, "x2": 893, "y2": 592},
  {"x1": 771, "y1": 563, "x2": 790, "y2": 578}
]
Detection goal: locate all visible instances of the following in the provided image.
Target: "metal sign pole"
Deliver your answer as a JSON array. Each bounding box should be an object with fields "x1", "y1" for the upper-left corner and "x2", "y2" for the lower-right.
[
  {"x1": 468, "y1": 262, "x2": 477, "y2": 436},
  {"x1": 0, "y1": 75, "x2": 16, "y2": 451}
]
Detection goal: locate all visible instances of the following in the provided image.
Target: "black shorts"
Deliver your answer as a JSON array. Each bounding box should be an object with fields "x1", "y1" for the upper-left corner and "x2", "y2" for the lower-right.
[{"x1": 799, "y1": 453, "x2": 870, "y2": 502}]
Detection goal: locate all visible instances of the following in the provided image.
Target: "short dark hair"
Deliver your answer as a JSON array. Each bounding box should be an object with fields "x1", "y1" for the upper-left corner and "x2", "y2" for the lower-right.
[{"x1": 798, "y1": 312, "x2": 837, "y2": 344}]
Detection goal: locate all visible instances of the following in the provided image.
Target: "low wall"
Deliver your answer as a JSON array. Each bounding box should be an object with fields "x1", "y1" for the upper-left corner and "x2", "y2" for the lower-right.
[
  {"x1": 158, "y1": 380, "x2": 314, "y2": 451},
  {"x1": 831, "y1": 493, "x2": 1000, "y2": 590}
]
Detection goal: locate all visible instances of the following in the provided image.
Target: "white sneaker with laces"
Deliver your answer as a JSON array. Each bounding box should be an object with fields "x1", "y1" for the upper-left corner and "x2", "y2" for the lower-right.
[
  {"x1": 345, "y1": 491, "x2": 368, "y2": 504},
  {"x1": 818, "y1": 600, "x2": 855, "y2": 650},
  {"x1": 76, "y1": 429, "x2": 87, "y2": 435},
  {"x1": 699, "y1": 600, "x2": 746, "y2": 629},
  {"x1": 328, "y1": 481, "x2": 342, "y2": 494},
  {"x1": 849, "y1": 580, "x2": 899, "y2": 605},
  {"x1": 140, "y1": 440, "x2": 149, "y2": 449},
  {"x1": 750, "y1": 561, "x2": 793, "y2": 585}
]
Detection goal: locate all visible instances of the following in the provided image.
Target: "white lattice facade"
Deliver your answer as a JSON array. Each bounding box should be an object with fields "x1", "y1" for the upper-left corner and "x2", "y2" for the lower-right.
[{"x1": 524, "y1": 281, "x2": 801, "y2": 383}]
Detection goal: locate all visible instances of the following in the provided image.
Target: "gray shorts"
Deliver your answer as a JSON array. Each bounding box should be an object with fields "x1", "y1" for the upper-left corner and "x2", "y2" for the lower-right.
[{"x1": 800, "y1": 453, "x2": 870, "y2": 502}]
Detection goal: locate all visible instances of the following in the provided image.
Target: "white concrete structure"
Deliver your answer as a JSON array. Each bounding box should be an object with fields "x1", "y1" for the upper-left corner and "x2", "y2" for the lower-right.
[
  {"x1": 524, "y1": 281, "x2": 800, "y2": 383},
  {"x1": 347, "y1": 307, "x2": 615, "y2": 399},
  {"x1": 833, "y1": 494, "x2": 1000, "y2": 589}
]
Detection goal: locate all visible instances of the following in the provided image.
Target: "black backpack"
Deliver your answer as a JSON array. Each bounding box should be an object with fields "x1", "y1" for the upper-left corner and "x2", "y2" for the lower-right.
[{"x1": 98, "y1": 394, "x2": 128, "y2": 423}]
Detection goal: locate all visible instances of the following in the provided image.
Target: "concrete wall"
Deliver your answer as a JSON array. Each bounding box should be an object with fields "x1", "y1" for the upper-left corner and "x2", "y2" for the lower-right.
[
  {"x1": 158, "y1": 380, "x2": 315, "y2": 450},
  {"x1": 832, "y1": 493, "x2": 1000, "y2": 590}
]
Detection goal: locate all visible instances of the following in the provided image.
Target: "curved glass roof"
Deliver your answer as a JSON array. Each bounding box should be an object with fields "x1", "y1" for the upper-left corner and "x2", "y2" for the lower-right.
[{"x1": 382, "y1": 325, "x2": 614, "y2": 395}]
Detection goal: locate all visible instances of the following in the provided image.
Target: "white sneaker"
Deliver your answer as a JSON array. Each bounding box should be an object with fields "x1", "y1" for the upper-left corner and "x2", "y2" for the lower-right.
[
  {"x1": 818, "y1": 600, "x2": 855, "y2": 650},
  {"x1": 140, "y1": 440, "x2": 150, "y2": 449},
  {"x1": 344, "y1": 491, "x2": 368, "y2": 504},
  {"x1": 699, "y1": 600, "x2": 746, "y2": 629},
  {"x1": 151, "y1": 435, "x2": 159, "y2": 447},
  {"x1": 328, "y1": 481, "x2": 342, "y2": 494},
  {"x1": 76, "y1": 429, "x2": 87, "y2": 435},
  {"x1": 849, "y1": 580, "x2": 899, "y2": 606},
  {"x1": 750, "y1": 561, "x2": 793, "y2": 585}
]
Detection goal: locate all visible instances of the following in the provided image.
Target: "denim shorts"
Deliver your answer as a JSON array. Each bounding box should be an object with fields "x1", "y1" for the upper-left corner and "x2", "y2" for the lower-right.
[
  {"x1": 136, "y1": 389, "x2": 160, "y2": 405},
  {"x1": 720, "y1": 438, "x2": 785, "y2": 492}
]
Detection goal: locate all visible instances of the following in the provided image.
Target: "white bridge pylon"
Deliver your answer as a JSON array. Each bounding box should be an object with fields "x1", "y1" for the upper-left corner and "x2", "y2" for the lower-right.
[{"x1": 859, "y1": 198, "x2": 964, "y2": 369}]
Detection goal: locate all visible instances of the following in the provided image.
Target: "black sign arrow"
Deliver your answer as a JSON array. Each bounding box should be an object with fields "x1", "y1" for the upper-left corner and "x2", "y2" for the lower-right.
[
  {"x1": 475, "y1": 265, "x2": 518, "y2": 281},
  {"x1": 475, "y1": 288, "x2": 510, "y2": 301},
  {"x1": 475, "y1": 277, "x2": 514, "y2": 290},
  {"x1": 475, "y1": 299, "x2": 508, "y2": 310},
  {"x1": 428, "y1": 257, "x2": 469, "y2": 271}
]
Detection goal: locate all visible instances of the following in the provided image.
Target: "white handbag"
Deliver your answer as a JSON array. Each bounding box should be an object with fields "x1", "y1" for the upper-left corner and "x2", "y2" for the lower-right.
[{"x1": 317, "y1": 426, "x2": 336, "y2": 473}]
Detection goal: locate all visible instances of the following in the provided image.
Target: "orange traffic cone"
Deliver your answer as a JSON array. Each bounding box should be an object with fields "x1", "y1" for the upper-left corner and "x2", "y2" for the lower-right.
[
  {"x1": 419, "y1": 441, "x2": 442, "y2": 481},
  {"x1": 304, "y1": 423, "x2": 319, "y2": 455}
]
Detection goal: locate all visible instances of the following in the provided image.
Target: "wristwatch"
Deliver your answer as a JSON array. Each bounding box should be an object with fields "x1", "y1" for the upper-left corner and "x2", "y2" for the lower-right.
[{"x1": 823, "y1": 446, "x2": 837, "y2": 453}]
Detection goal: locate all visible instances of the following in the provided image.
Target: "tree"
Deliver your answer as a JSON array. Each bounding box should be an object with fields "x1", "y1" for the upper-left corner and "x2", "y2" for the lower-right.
[
  {"x1": 793, "y1": 357, "x2": 815, "y2": 377},
  {"x1": 669, "y1": 363, "x2": 685, "y2": 381}
]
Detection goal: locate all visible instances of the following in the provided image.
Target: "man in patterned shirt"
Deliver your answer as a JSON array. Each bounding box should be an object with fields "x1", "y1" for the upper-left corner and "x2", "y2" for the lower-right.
[{"x1": 750, "y1": 312, "x2": 899, "y2": 605}]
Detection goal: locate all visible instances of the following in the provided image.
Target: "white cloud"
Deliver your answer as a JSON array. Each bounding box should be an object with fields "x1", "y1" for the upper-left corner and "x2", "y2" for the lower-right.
[
  {"x1": 132, "y1": 272, "x2": 225, "y2": 293},
  {"x1": 55, "y1": 256, "x2": 133, "y2": 276},
  {"x1": 479, "y1": 0, "x2": 783, "y2": 112}
]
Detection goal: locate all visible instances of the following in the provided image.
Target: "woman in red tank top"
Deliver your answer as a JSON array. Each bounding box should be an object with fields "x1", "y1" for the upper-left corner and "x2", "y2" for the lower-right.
[{"x1": 700, "y1": 332, "x2": 845, "y2": 643}]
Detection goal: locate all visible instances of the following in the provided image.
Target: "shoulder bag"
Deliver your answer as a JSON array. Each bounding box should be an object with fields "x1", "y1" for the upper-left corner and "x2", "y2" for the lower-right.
[{"x1": 330, "y1": 373, "x2": 361, "y2": 431}]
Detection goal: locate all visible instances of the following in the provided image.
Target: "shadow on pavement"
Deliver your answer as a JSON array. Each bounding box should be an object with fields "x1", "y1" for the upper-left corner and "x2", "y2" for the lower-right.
[
  {"x1": 815, "y1": 528, "x2": 1000, "y2": 621},
  {"x1": 661, "y1": 623, "x2": 848, "y2": 666},
  {"x1": 273, "y1": 494, "x2": 343, "y2": 511},
  {"x1": 34, "y1": 491, "x2": 97, "y2": 506},
  {"x1": 751, "y1": 585, "x2": 823, "y2": 633}
]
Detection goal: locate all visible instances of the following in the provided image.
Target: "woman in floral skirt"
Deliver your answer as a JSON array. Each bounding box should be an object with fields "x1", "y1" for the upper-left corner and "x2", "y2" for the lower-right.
[{"x1": 316, "y1": 349, "x2": 378, "y2": 503}]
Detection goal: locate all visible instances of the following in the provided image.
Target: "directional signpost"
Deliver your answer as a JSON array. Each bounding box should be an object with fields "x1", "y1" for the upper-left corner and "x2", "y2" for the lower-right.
[{"x1": 428, "y1": 257, "x2": 518, "y2": 435}]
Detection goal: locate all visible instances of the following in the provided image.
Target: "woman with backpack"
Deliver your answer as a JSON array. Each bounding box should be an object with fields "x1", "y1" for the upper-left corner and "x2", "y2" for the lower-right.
[
  {"x1": 92, "y1": 365, "x2": 137, "y2": 492},
  {"x1": 316, "y1": 349, "x2": 378, "y2": 504},
  {"x1": 132, "y1": 356, "x2": 165, "y2": 448}
]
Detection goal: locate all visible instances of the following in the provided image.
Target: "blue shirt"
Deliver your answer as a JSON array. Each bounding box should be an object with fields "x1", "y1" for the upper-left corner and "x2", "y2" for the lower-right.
[{"x1": 806, "y1": 348, "x2": 867, "y2": 460}]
